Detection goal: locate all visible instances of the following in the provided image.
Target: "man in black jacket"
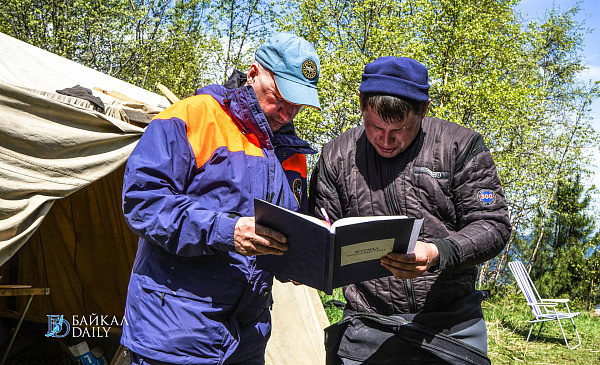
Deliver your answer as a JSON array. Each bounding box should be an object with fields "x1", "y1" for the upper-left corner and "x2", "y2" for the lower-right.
[{"x1": 308, "y1": 56, "x2": 511, "y2": 364}]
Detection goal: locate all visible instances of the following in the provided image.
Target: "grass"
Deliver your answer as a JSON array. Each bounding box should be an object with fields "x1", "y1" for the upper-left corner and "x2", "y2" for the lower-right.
[
  {"x1": 318, "y1": 288, "x2": 600, "y2": 364},
  {"x1": 484, "y1": 290, "x2": 600, "y2": 364},
  {"x1": 319, "y1": 288, "x2": 345, "y2": 324}
]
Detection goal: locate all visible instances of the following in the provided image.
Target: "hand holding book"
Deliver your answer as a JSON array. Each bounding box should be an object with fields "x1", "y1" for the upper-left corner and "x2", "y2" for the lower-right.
[
  {"x1": 233, "y1": 216, "x2": 288, "y2": 256},
  {"x1": 254, "y1": 198, "x2": 424, "y2": 294},
  {"x1": 380, "y1": 241, "x2": 440, "y2": 280}
]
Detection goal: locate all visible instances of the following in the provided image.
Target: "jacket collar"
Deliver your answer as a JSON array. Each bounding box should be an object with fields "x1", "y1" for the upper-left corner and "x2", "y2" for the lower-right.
[
  {"x1": 272, "y1": 123, "x2": 317, "y2": 154},
  {"x1": 195, "y1": 84, "x2": 273, "y2": 149}
]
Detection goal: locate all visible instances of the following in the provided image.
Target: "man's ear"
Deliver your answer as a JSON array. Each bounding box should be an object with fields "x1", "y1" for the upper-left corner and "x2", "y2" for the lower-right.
[
  {"x1": 246, "y1": 62, "x2": 259, "y2": 86},
  {"x1": 421, "y1": 100, "x2": 430, "y2": 119},
  {"x1": 358, "y1": 91, "x2": 363, "y2": 111}
]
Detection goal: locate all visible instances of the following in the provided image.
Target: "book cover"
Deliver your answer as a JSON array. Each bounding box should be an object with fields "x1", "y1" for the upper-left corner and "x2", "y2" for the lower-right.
[{"x1": 254, "y1": 199, "x2": 423, "y2": 294}]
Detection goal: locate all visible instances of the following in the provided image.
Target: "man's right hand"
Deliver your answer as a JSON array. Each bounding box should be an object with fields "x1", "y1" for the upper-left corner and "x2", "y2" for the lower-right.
[
  {"x1": 380, "y1": 241, "x2": 439, "y2": 279},
  {"x1": 234, "y1": 217, "x2": 288, "y2": 256}
]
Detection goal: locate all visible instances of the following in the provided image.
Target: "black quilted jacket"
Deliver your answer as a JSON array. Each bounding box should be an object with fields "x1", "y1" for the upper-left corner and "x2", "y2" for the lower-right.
[{"x1": 308, "y1": 117, "x2": 511, "y2": 315}]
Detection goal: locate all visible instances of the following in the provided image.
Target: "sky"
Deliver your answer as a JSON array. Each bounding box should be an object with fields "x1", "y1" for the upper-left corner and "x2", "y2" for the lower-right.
[{"x1": 516, "y1": 0, "x2": 600, "y2": 199}]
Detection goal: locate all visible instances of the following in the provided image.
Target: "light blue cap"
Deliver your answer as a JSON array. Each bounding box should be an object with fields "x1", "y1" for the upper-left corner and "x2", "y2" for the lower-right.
[{"x1": 255, "y1": 33, "x2": 321, "y2": 110}]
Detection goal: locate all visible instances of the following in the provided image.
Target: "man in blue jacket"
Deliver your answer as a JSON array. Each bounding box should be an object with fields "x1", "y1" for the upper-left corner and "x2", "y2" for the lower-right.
[{"x1": 121, "y1": 33, "x2": 321, "y2": 364}]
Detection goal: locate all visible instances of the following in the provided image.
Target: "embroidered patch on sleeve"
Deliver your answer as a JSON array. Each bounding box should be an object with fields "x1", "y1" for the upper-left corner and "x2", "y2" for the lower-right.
[
  {"x1": 293, "y1": 178, "x2": 303, "y2": 204},
  {"x1": 477, "y1": 189, "x2": 496, "y2": 205}
]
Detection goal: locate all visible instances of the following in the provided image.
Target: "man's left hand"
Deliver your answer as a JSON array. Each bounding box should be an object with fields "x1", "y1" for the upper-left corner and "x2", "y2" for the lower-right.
[{"x1": 380, "y1": 241, "x2": 439, "y2": 279}]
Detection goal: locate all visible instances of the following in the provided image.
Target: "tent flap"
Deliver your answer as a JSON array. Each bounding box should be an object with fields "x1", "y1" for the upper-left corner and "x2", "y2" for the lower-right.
[{"x1": 0, "y1": 81, "x2": 144, "y2": 265}]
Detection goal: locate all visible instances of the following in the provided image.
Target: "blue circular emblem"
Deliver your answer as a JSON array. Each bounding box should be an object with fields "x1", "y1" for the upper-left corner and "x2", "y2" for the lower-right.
[{"x1": 478, "y1": 189, "x2": 496, "y2": 205}]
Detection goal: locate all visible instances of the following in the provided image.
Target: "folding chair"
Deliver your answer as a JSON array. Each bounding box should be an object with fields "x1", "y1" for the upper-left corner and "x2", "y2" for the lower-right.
[{"x1": 508, "y1": 261, "x2": 581, "y2": 349}]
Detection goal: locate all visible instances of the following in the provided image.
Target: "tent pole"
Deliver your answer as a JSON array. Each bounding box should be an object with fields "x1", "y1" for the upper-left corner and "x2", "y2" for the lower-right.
[{"x1": 1, "y1": 294, "x2": 34, "y2": 365}]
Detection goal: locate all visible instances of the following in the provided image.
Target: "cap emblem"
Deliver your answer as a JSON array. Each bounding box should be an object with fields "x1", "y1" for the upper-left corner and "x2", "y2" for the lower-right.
[{"x1": 302, "y1": 59, "x2": 317, "y2": 80}]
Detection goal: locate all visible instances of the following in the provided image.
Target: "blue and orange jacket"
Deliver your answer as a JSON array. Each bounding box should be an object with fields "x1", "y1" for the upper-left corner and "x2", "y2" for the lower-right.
[{"x1": 121, "y1": 84, "x2": 314, "y2": 363}]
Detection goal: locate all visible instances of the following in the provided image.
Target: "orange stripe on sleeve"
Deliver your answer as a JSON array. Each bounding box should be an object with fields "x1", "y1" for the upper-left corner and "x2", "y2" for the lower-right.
[
  {"x1": 281, "y1": 153, "x2": 307, "y2": 179},
  {"x1": 155, "y1": 95, "x2": 264, "y2": 167}
]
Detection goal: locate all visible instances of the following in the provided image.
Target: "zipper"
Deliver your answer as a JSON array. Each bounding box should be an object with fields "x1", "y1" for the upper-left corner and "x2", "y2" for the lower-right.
[
  {"x1": 263, "y1": 129, "x2": 275, "y2": 203},
  {"x1": 266, "y1": 148, "x2": 273, "y2": 202},
  {"x1": 384, "y1": 158, "x2": 417, "y2": 313},
  {"x1": 383, "y1": 159, "x2": 402, "y2": 215},
  {"x1": 386, "y1": 182, "x2": 401, "y2": 215}
]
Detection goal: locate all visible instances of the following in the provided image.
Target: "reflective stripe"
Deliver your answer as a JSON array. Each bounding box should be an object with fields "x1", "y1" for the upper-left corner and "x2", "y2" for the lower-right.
[{"x1": 281, "y1": 153, "x2": 307, "y2": 178}]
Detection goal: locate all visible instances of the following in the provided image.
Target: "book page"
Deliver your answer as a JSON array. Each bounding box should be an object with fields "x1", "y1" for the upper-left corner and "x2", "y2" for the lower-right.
[
  {"x1": 281, "y1": 209, "x2": 331, "y2": 230},
  {"x1": 331, "y1": 215, "x2": 407, "y2": 231},
  {"x1": 406, "y1": 218, "x2": 424, "y2": 254},
  {"x1": 259, "y1": 200, "x2": 332, "y2": 231},
  {"x1": 340, "y1": 239, "x2": 395, "y2": 266}
]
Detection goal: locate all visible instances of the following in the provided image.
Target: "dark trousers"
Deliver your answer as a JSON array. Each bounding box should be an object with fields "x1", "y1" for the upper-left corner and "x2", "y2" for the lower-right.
[
  {"x1": 130, "y1": 351, "x2": 265, "y2": 365},
  {"x1": 328, "y1": 292, "x2": 490, "y2": 365}
]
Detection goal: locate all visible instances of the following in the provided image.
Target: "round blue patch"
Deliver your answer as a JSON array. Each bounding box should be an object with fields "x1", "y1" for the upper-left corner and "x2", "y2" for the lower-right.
[{"x1": 478, "y1": 189, "x2": 496, "y2": 205}]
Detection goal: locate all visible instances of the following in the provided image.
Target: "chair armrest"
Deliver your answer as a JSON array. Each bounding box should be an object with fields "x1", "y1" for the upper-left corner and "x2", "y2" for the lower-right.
[
  {"x1": 541, "y1": 298, "x2": 569, "y2": 303},
  {"x1": 530, "y1": 302, "x2": 558, "y2": 307}
]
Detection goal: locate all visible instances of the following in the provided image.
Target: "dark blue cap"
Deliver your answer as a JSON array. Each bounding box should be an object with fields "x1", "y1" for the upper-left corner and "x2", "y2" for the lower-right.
[{"x1": 359, "y1": 56, "x2": 430, "y2": 102}]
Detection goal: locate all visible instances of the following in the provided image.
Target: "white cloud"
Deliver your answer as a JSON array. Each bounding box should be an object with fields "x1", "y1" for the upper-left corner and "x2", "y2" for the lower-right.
[{"x1": 580, "y1": 64, "x2": 600, "y2": 82}]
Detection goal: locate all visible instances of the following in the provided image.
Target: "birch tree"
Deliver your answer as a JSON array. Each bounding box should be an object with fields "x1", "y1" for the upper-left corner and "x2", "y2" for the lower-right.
[{"x1": 280, "y1": 0, "x2": 599, "y2": 285}]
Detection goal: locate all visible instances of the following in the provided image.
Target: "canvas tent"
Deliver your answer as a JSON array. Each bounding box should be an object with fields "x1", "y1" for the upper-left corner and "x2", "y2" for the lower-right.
[{"x1": 0, "y1": 32, "x2": 327, "y2": 363}]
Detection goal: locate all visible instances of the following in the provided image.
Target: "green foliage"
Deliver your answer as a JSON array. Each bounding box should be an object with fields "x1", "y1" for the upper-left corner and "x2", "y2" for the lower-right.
[
  {"x1": 281, "y1": 0, "x2": 598, "y2": 219},
  {"x1": 0, "y1": 0, "x2": 280, "y2": 98},
  {"x1": 526, "y1": 175, "x2": 600, "y2": 308},
  {"x1": 0, "y1": 0, "x2": 218, "y2": 96},
  {"x1": 210, "y1": 0, "x2": 280, "y2": 83},
  {"x1": 114, "y1": 0, "x2": 224, "y2": 98},
  {"x1": 278, "y1": 0, "x2": 408, "y2": 145},
  {"x1": 280, "y1": 0, "x2": 600, "y2": 290}
]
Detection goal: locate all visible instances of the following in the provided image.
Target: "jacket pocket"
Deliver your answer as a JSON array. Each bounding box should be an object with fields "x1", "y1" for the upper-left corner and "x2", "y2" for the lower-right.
[
  {"x1": 142, "y1": 247, "x2": 246, "y2": 304},
  {"x1": 132, "y1": 281, "x2": 234, "y2": 360}
]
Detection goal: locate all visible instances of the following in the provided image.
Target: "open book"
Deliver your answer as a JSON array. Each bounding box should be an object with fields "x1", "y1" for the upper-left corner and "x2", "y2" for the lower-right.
[{"x1": 254, "y1": 198, "x2": 423, "y2": 294}]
